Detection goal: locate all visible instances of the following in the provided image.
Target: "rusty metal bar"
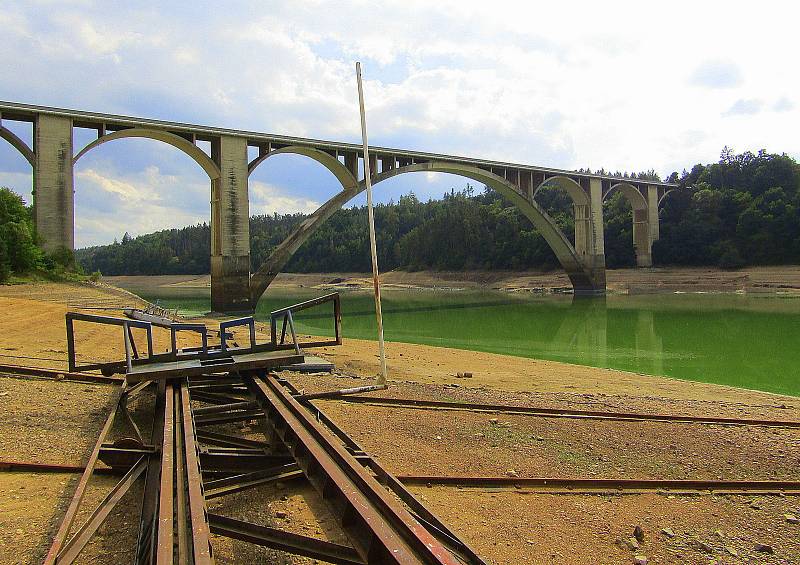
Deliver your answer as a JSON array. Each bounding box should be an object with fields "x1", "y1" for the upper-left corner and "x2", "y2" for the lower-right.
[
  {"x1": 295, "y1": 384, "x2": 387, "y2": 402},
  {"x1": 269, "y1": 293, "x2": 341, "y2": 348},
  {"x1": 248, "y1": 373, "x2": 462, "y2": 564},
  {"x1": 395, "y1": 475, "x2": 800, "y2": 494},
  {"x1": 54, "y1": 457, "x2": 148, "y2": 564},
  {"x1": 0, "y1": 363, "x2": 123, "y2": 384},
  {"x1": 195, "y1": 430, "x2": 269, "y2": 450},
  {"x1": 178, "y1": 380, "x2": 213, "y2": 564},
  {"x1": 219, "y1": 317, "x2": 256, "y2": 351},
  {"x1": 203, "y1": 464, "x2": 303, "y2": 500},
  {"x1": 208, "y1": 513, "x2": 364, "y2": 564},
  {"x1": 333, "y1": 396, "x2": 800, "y2": 429},
  {"x1": 43, "y1": 381, "x2": 126, "y2": 564},
  {"x1": 156, "y1": 383, "x2": 176, "y2": 564}
]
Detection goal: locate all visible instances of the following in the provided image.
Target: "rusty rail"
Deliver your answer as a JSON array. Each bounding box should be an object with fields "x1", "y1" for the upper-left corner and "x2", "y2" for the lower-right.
[{"x1": 333, "y1": 395, "x2": 800, "y2": 428}]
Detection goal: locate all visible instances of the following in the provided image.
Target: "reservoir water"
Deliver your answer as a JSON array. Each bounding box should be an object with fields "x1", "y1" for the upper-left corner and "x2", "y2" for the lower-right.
[{"x1": 123, "y1": 284, "x2": 800, "y2": 397}]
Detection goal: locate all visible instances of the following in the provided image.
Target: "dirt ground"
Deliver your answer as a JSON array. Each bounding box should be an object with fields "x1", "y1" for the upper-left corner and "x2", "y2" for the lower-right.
[{"x1": 0, "y1": 281, "x2": 799, "y2": 564}]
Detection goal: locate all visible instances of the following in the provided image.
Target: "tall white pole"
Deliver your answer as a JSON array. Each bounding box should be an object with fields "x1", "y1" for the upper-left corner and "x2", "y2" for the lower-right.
[{"x1": 356, "y1": 61, "x2": 387, "y2": 386}]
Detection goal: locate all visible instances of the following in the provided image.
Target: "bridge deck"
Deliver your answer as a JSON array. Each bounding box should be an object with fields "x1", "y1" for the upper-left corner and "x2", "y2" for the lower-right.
[{"x1": 0, "y1": 100, "x2": 677, "y2": 188}]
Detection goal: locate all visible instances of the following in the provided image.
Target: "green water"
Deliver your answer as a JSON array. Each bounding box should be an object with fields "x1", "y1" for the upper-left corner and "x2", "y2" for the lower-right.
[{"x1": 129, "y1": 285, "x2": 800, "y2": 397}]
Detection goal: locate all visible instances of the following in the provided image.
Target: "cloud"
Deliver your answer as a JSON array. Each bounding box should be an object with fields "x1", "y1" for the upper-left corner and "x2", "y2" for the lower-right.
[
  {"x1": 0, "y1": 0, "x2": 799, "y2": 247},
  {"x1": 723, "y1": 98, "x2": 763, "y2": 117},
  {"x1": 773, "y1": 97, "x2": 794, "y2": 113},
  {"x1": 249, "y1": 181, "x2": 321, "y2": 216},
  {"x1": 689, "y1": 60, "x2": 743, "y2": 89}
]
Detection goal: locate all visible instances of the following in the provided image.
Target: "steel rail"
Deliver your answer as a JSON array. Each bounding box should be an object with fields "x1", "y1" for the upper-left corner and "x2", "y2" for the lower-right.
[
  {"x1": 179, "y1": 380, "x2": 214, "y2": 564},
  {"x1": 395, "y1": 475, "x2": 800, "y2": 495},
  {"x1": 333, "y1": 396, "x2": 800, "y2": 428},
  {"x1": 208, "y1": 513, "x2": 365, "y2": 564},
  {"x1": 0, "y1": 363, "x2": 123, "y2": 384},
  {"x1": 248, "y1": 373, "x2": 464, "y2": 565},
  {"x1": 43, "y1": 381, "x2": 127, "y2": 564},
  {"x1": 288, "y1": 382, "x2": 486, "y2": 565}
]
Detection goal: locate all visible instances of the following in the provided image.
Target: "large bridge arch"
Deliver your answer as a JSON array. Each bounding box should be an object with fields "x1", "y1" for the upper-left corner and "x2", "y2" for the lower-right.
[
  {"x1": 249, "y1": 161, "x2": 605, "y2": 304},
  {"x1": 73, "y1": 128, "x2": 221, "y2": 180}
]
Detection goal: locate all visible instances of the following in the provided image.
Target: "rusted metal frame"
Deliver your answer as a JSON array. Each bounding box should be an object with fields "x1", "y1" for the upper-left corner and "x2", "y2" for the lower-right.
[
  {"x1": 333, "y1": 396, "x2": 800, "y2": 429},
  {"x1": 127, "y1": 324, "x2": 140, "y2": 360},
  {"x1": 66, "y1": 312, "x2": 153, "y2": 373},
  {"x1": 170, "y1": 323, "x2": 209, "y2": 357},
  {"x1": 184, "y1": 390, "x2": 247, "y2": 406},
  {"x1": 208, "y1": 513, "x2": 365, "y2": 564},
  {"x1": 0, "y1": 460, "x2": 121, "y2": 475},
  {"x1": 195, "y1": 430, "x2": 269, "y2": 450},
  {"x1": 289, "y1": 383, "x2": 485, "y2": 565},
  {"x1": 395, "y1": 475, "x2": 800, "y2": 494},
  {"x1": 135, "y1": 380, "x2": 168, "y2": 563},
  {"x1": 249, "y1": 373, "x2": 463, "y2": 565},
  {"x1": 192, "y1": 400, "x2": 259, "y2": 415},
  {"x1": 43, "y1": 381, "x2": 126, "y2": 564},
  {"x1": 219, "y1": 317, "x2": 256, "y2": 352},
  {"x1": 203, "y1": 464, "x2": 303, "y2": 500},
  {"x1": 295, "y1": 385, "x2": 387, "y2": 402},
  {"x1": 270, "y1": 293, "x2": 341, "y2": 348},
  {"x1": 98, "y1": 444, "x2": 156, "y2": 470},
  {"x1": 124, "y1": 380, "x2": 152, "y2": 399},
  {"x1": 0, "y1": 363, "x2": 123, "y2": 384},
  {"x1": 178, "y1": 379, "x2": 214, "y2": 564},
  {"x1": 194, "y1": 409, "x2": 265, "y2": 426},
  {"x1": 156, "y1": 383, "x2": 176, "y2": 564},
  {"x1": 174, "y1": 391, "x2": 190, "y2": 563},
  {"x1": 54, "y1": 456, "x2": 148, "y2": 564}
]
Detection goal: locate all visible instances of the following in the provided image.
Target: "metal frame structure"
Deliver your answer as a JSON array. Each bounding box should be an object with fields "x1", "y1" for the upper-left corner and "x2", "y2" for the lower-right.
[{"x1": 270, "y1": 292, "x2": 342, "y2": 350}]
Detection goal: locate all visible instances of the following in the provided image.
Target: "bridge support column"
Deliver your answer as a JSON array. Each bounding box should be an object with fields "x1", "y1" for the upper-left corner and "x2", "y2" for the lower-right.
[
  {"x1": 647, "y1": 184, "x2": 660, "y2": 242},
  {"x1": 633, "y1": 208, "x2": 652, "y2": 267},
  {"x1": 211, "y1": 135, "x2": 251, "y2": 313},
  {"x1": 33, "y1": 114, "x2": 74, "y2": 253},
  {"x1": 586, "y1": 178, "x2": 607, "y2": 291}
]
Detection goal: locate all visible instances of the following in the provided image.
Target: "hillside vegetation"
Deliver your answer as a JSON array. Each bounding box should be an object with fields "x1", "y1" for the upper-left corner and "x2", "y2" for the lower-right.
[{"x1": 74, "y1": 149, "x2": 800, "y2": 276}]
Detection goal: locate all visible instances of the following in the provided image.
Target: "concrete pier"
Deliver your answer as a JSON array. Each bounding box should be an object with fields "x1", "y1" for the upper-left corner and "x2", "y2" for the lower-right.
[
  {"x1": 33, "y1": 114, "x2": 74, "y2": 253},
  {"x1": 210, "y1": 135, "x2": 251, "y2": 312}
]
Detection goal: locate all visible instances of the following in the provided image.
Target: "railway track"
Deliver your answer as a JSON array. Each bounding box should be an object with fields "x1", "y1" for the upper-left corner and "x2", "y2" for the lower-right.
[
  {"x1": 39, "y1": 369, "x2": 487, "y2": 564},
  {"x1": 331, "y1": 395, "x2": 800, "y2": 428}
]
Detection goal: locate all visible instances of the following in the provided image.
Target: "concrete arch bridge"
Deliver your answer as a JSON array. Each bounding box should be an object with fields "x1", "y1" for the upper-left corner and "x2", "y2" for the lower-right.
[{"x1": 0, "y1": 101, "x2": 677, "y2": 312}]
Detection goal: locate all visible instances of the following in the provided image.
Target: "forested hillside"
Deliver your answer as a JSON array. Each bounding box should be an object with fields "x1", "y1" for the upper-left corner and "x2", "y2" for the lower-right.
[{"x1": 75, "y1": 149, "x2": 800, "y2": 275}]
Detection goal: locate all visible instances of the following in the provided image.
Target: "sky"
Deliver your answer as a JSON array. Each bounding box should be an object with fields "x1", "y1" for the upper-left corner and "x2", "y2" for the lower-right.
[{"x1": 0, "y1": 1, "x2": 798, "y2": 247}]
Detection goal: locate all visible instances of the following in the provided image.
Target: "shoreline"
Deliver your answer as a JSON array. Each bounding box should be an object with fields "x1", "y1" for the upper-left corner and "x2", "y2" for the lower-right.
[{"x1": 105, "y1": 265, "x2": 800, "y2": 295}]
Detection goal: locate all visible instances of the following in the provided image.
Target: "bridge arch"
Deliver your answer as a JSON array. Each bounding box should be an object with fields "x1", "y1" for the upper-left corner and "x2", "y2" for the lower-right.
[
  {"x1": 73, "y1": 128, "x2": 221, "y2": 180},
  {"x1": 0, "y1": 126, "x2": 34, "y2": 167},
  {"x1": 247, "y1": 145, "x2": 358, "y2": 191},
  {"x1": 604, "y1": 182, "x2": 652, "y2": 267},
  {"x1": 533, "y1": 175, "x2": 590, "y2": 207},
  {"x1": 249, "y1": 161, "x2": 604, "y2": 304}
]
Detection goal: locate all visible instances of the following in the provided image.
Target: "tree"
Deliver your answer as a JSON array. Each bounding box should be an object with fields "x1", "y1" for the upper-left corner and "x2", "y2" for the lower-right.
[{"x1": 0, "y1": 187, "x2": 43, "y2": 281}]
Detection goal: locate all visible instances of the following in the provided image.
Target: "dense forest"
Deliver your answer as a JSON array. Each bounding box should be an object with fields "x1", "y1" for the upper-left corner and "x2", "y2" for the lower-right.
[{"x1": 74, "y1": 149, "x2": 800, "y2": 276}]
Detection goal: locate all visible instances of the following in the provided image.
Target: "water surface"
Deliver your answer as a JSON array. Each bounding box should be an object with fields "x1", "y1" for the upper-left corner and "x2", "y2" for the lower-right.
[{"x1": 125, "y1": 284, "x2": 800, "y2": 396}]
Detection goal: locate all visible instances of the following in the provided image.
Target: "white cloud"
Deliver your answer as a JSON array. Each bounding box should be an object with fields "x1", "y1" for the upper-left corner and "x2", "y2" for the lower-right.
[
  {"x1": 249, "y1": 181, "x2": 320, "y2": 216},
  {"x1": 0, "y1": 0, "x2": 799, "y2": 244}
]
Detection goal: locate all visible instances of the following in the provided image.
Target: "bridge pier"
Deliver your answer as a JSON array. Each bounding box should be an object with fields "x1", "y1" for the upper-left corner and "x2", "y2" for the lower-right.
[
  {"x1": 210, "y1": 135, "x2": 252, "y2": 313},
  {"x1": 33, "y1": 114, "x2": 74, "y2": 253}
]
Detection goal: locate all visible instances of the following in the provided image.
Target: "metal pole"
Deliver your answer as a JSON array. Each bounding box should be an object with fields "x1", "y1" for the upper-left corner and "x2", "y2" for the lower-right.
[{"x1": 356, "y1": 61, "x2": 387, "y2": 386}]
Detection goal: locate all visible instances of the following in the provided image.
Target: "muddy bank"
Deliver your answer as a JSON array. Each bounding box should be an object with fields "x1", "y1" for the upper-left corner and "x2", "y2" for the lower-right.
[{"x1": 106, "y1": 265, "x2": 800, "y2": 295}]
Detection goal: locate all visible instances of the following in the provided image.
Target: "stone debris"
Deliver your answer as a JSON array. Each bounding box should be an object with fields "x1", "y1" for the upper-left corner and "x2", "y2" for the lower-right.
[
  {"x1": 625, "y1": 538, "x2": 640, "y2": 551},
  {"x1": 274, "y1": 511, "x2": 288, "y2": 519},
  {"x1": 724, "y1": 546, "x2": 738, "y2": 557},
  {"x1": 505, "y1": 469, "x2": 519, "y2": 478},
  {"x1": 633, "y1": 556, "x2": 648, "y2": 565},
  {"x1": 660, "y1": 528, "x2": 675, "y2": 538},
  {"x1": 489, "y1": 418, "x2": 499, "y2": 425},
  {"x1": 754, "y1": 543, "x2": 774, "y2": 554},
  {"x1": 633, "y1": 525, "x2": 645, "y2": 543},
  {"x1": 785, "y1": 513, "x2": 799, "y2": 524}
]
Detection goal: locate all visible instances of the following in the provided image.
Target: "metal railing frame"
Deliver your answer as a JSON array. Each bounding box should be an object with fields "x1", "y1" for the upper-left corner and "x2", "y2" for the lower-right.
[{"x1": 269, "y1": 293, "x2": 341, "y2": 353}]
